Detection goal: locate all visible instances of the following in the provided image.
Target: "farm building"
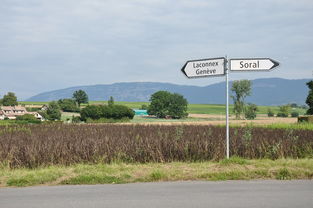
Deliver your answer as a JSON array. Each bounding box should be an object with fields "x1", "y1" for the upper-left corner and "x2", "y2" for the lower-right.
[{"x1": 0, "y1": 106, "x2": 44, "y2": 121}]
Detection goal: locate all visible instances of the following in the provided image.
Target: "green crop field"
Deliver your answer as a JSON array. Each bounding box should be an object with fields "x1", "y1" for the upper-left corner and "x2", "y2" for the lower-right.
[{"x1": 19, "y1": 101, "x2": 306, "y2": 115}]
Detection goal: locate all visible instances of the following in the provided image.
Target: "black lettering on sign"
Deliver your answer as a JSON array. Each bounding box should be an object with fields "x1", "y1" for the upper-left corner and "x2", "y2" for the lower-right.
[
  {"x1": 239, "y1": 61, "x2": 260, "y2": 69},
  {"x1": 196, "y1": 69, "x2": 216, "y2": 75},
  {"x1": 193, "y1": 62, "x2": 218, "y2": 68}
]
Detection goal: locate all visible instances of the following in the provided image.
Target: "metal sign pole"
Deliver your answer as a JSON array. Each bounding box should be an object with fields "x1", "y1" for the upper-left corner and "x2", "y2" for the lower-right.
[{"x1": 225, "y1": 57, "x2": 230, "y2": 159}]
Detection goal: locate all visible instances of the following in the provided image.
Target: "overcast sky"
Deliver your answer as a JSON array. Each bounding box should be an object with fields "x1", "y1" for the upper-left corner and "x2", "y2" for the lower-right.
[{"x1": 1, "y1": 0, "x2": 313, "y2": 100}]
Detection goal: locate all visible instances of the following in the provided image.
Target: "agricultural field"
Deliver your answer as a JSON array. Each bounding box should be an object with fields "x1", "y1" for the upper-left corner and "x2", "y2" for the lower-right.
[
  {"x1": 1, "y1": 102, "x2": 310, "y2": 187},
  {"x1": 19, "y1": 101, "x2": 307, "y2": 115},
  {"x1": 1, "y1": 124, "x2": 312, "y2": 168},
  {"x1": 0, "y1": 123, "x2": 312, "y2": 187}
]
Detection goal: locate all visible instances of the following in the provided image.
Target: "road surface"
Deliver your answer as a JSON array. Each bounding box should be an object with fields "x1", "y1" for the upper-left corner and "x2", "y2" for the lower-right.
[{"x1": 0, "y1": 180, "x2": 312, "y2": 208}]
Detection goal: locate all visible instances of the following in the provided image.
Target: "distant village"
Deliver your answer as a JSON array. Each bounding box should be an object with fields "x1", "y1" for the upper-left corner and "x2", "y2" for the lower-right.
[{"x1": 0, "y1": 105, "x2": 44, "y2": 121}]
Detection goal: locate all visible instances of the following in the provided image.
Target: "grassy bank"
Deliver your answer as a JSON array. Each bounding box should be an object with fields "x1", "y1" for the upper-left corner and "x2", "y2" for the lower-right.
[{"x1": 1, "y1": 158, "x2": 312, "y2": 187}]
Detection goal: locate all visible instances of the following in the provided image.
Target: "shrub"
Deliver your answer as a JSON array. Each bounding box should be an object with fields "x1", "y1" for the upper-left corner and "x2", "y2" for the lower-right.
[
  {"x1": 277, "y1": 112, "x2": 288, "y2": 117},
  {"x1": 267, "y1": 108, "x2": 275, "y2": 117},
  {"x1": 16, "y1": 114, "x2": 41, "y2": 124},
  {"x1": 140, "y1": 104, "x2": 148, "y2": 110},
  {"x1": 41, "y1": 101, "x2": 62, "y2": 121},
  {"x1": 291, "y1": 112, "x2": 299, "y2": 118},
  {"x1": 80, "y1": 105, "x2": 102, "y2": 121},
  {"x1": 245, "y1": 104, "x2": 257, "y2": 120},
  {"x1": 80, "y1": 105, "x2": 134, "y2": 121},
  {"x1": 72, "y1": 116, "x2": 81, "y2": 123},
  {"x1": 277, "y1": 105, "x2": 290, "y2": 117},
  {"x1": 58, "y1": 99, "x2": 80, "y2": 112}
]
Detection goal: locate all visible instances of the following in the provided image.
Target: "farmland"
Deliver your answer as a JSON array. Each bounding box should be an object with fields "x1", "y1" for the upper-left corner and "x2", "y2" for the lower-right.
[
  {"x1": 19, "y1": 101, "x2": 307, "y2": 115},
  {"x1": 0, "y1": 101, "x2": 310, "y2": 187},
  {"x1": 1, "y1": 124, "x2": 312, "y2": 168}
]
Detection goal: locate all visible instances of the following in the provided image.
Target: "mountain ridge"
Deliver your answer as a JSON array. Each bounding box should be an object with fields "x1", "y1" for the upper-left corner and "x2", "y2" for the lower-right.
[{"x1": 26, "y1": 78, "x2": 311, "y2": 106}]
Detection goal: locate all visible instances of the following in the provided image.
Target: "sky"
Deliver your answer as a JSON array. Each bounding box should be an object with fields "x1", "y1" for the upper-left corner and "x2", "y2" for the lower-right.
[{"x1": 1, "y1": 0, "x2": 313, "y2": 100}]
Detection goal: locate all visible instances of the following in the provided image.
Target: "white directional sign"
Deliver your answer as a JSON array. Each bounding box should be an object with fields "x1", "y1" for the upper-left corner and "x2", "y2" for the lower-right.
[
  {"x1": 181, "y1": 57, "x2": 225, "y2": 78},
  {"x1": 230, "y1": 58, "x2": 279, "y2": 71}
]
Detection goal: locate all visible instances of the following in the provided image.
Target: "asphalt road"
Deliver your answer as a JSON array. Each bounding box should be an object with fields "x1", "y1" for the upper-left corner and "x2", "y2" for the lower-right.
[{"x1": 1, "y1": 180, "x2": 312, "y2": 208}]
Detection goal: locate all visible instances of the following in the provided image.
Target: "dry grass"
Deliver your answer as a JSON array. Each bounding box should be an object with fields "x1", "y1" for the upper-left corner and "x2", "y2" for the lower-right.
[{"x1": 0, "y1": 124, "x2": 312, "y2": 168}]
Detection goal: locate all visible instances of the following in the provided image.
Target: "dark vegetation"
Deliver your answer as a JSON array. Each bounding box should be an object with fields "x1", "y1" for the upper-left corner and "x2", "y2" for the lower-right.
[
  {"x1": 231, "y1": 80, "x2": 252, "y2": 119},
  {"x1": 57, "y1": 99, "x2": 80, "y2": 112},
  {"x1": 16, "y1": 114, "x2": 41, "y2": 124},
  {"x1": 0, "y1": 92, "x2": 18, "y2": 106},
  {"x1": 80, "y1": 104, "x2": 135, "y2": 121},
  {"x1": 73, "y1": 90, "x2": 88, "y2": 106},
  {"x1": 306, "y1": 80, "x2": 313, "y2": 115},
  {"x1": 0, "y1": 124, "x2": 312, "y2": 168},
  {"x1": 277, "y1": 105, "x2": 291, "y2": 117},
  {"x1": 40, "y1": 101, "x2": 61, "y2": 121},
  {"x1": 147, "y1": 91, "x2": 188, "y2": 119}
]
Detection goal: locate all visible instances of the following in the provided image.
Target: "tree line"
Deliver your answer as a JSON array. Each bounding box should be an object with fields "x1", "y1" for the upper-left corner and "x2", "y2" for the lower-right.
[{"x1": 1, "y1": 80, "x2": 313, "y2": 122}]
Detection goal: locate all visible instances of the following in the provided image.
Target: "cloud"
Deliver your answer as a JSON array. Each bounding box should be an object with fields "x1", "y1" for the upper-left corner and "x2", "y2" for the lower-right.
[{"x1": 0, "y1": 0, "x2": 312, "y2": 99}]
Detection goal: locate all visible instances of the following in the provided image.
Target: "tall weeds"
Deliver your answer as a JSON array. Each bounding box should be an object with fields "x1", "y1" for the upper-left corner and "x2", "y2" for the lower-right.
[{"x1": 0, "y1": 124, "x2": 312, "y2": 168}]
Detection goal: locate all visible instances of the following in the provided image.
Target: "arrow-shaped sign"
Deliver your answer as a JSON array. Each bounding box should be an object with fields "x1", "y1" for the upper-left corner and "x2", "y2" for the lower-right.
[
  {"x1": 230, "y1": 58, "x2": 279, "y2": 71},
  {"x1": 181, "y1": 57, "x2": 225, "y2": 78}
]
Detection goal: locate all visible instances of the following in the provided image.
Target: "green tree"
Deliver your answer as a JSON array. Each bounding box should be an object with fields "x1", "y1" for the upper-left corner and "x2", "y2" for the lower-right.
[
  {"x1": 168, "y1": 93, "x2": 188, "y2": 119},
  {"x1": 245, "y1": 104, "x2": 258, "y2": 120},
  {"x1": 44, "y1": 101, "x2": 61, "y2": 120},
  {"x1": 58, "y1": 99, "x2": 80, "y2": 112},
  {"x1": 1, "y1": 92, "x2": 18, "y2": 106},
  {"x1": 140, "y1": 104, "x2": 148, "y2": 110},
  {"x1": 73, "y1": 90, "x2": 88, "y2": 106},
  {"x1": 108, "y1": 96, "x2": 114, "y2": 106},
  {"x1": 231, "y1": 80, "x2": 252, "y2": 119},
  {"x1": 306, "y1": 80, "x2": 313, "y2": 115},
  {"x1": 148, "y1": 91, "x2": 188, "y2": 119},
  {"x1": 148, "y1": 91, "x2": 172, "y2": 118}
]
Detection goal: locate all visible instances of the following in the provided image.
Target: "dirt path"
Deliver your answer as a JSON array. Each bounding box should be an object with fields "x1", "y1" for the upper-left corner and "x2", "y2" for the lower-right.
[{"x1": 129, "y1": 114, "x2": 298, "y2": 126}]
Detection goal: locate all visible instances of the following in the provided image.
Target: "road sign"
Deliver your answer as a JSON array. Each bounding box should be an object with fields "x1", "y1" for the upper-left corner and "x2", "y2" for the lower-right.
[
  {"x1": 181, "y1": 56, "x2": 280, "y2": 160},
  {"x1": 230, "y1": 58, "x2": 279, "y2": 71},
  {"x1": 181, "y1": 57, "x2": 225, "y2": 78}
]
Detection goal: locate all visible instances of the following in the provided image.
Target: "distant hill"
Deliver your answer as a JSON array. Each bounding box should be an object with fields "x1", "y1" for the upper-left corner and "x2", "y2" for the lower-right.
[{"x1": 26, "y1": 78, "x2": 311, "y2": 106}]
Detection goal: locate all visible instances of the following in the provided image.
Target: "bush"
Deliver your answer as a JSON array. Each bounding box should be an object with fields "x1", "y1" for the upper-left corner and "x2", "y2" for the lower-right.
[
  {"x1": 140, "y1": 104, "x2": 148, "y2": 110},
  {"x1": 45, "y1": 101, "x2": 62, "y2": 121},
  {"x1": 58, "y1": 99, "x2": 80, "y2": 112},
  {"x1": 80, "y1": 105, "x2": 102, "y2": 121},
  {"x1": 277, "y1": 105, "x2": 290, "y2": 117},
  {"x1": 277, "y1": 112, "x2": 288, "y2": 117},
  {"x1": 72, "y1": 116, "x2": 81, "y2": 123},
  {"x1": 245, "y1": 104, "x2": 258, "y2": 120},
  {"x1": 80, "y1": 105, "x2": 134, "y2": 121},
  {"x1": 267, "y1": 108, "x2": 275, "y2": 117},
  {"x1": 16, "y1": 114, "x2": 41, "y2": 124},
  {"x1": 291, "y1": 112, "x2": 299, "y2": 118}
]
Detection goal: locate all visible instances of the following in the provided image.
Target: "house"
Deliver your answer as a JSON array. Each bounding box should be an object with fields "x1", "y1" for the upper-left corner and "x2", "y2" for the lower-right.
[
  {"x1": 0, "y1": 110, "x2": 4, "y2": 120},
  {"x1": 0, "y1": 106, "x2": 44, "y2": 121}
]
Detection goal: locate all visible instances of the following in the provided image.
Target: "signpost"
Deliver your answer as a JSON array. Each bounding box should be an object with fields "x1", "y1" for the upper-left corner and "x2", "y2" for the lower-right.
[
  {"x1": 181, "y1": 57, "x2": 279, "y2": 159},
  {"x1": 230, "y1": 58, "x2": 279, "y2": 71},
  {"x1": 181, "y1": 57, "x2": 225, "y2": 78}
]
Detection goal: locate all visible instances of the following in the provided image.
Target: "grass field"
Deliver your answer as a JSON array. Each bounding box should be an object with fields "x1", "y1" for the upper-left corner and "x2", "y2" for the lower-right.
[
  {"x1": 19, "y1": 101, "x2": 307, "y2": 115},
  {"x1": 1, "y1": 158, "x2": 312, "y2": 187}
]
